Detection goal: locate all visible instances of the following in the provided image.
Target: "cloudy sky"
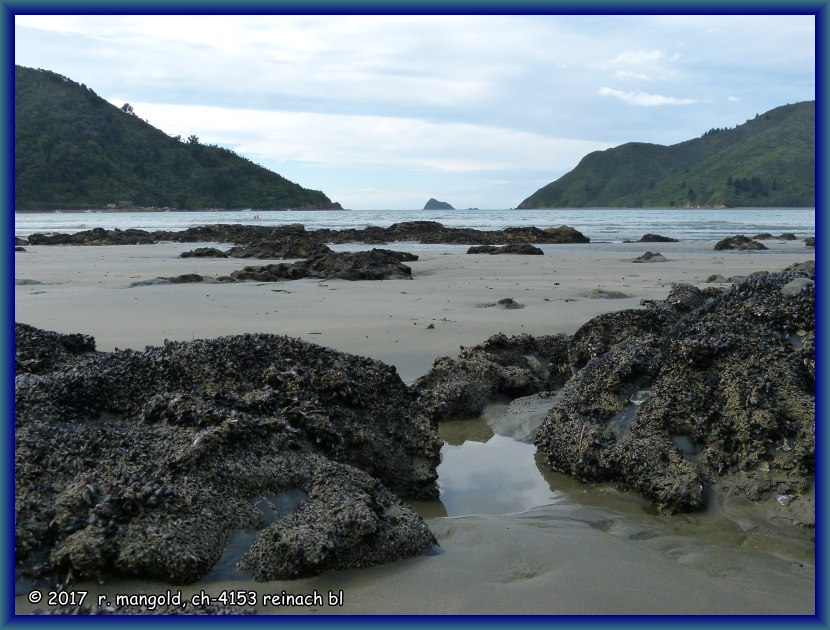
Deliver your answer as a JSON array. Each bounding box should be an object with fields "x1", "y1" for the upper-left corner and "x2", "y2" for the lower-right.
[{"x1": 14, "y1": 13, "x2": 815, "y2": 209}]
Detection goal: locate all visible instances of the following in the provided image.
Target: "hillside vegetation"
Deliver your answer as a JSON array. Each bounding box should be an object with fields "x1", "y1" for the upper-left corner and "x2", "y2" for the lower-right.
[
  {"x1": 15, "y1": 66, "x2": 340, "y2": 211},
  {"x1": 518, "y1": 101, "x2": 814, "y2": 208}
]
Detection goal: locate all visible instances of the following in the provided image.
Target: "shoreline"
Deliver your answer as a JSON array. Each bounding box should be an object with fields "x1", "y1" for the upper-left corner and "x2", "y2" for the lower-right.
[{"x1": 13, "y1": 237, "x2": 815, "y2": 615}]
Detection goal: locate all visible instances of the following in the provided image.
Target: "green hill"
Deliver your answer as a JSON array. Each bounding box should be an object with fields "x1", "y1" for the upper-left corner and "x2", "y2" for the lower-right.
[
  {"x1": 14, "y1": 66, "x2": 341, "y2": 211},
  {"x1": 518, "y1": 101, "x2": 814, "y2": 208}
]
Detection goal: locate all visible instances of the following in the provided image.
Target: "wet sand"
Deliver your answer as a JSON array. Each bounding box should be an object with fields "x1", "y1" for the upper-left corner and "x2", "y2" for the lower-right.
[{"x1": 13, "y1": 238, "x2": 815, "y2": 614}]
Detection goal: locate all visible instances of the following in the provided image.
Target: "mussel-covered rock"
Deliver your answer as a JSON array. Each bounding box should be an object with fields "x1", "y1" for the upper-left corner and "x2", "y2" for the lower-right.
[
  {"x1": 412, "y1": 332, "x2": 570, "y2": 421},
  {"x1": 535, "y1": 269, "x2": 815, "y2": 515},
  {"x1": 15, "y1": 328, "x2": 440, "y2": 585}
]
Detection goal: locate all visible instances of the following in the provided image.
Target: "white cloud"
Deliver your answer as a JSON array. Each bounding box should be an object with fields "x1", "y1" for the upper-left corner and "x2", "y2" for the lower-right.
[
  {"x1": 118, "y1": 101, "x2": 613, "y2": 175},
  {"x1": 609, "y1": 49, "x2": 664, "y2": 65},
  {"x1": 598, "y1": 87, "x2": 697, "y2": 106},
  {"x1": 615, "y1": 70, "x2": 653, "y2": 82},
  {"x1": 728, "y1": 96, "x2": 740, "y2": 102}
]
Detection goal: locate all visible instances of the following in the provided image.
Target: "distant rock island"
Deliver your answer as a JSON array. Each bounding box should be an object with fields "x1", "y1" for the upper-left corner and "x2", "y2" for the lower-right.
[
  {"x1": 518, "y1": 101, "x2": 814, "y2": 209},
  {"x1": 424, "y1": 198, "x2": 454, "y2": 210}
]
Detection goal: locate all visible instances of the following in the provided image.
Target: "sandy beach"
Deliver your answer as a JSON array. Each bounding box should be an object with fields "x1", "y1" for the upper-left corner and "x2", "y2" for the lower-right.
[
  {"x1": 14, "y1": 238, "x2": 814, "y2": 384},
  {"x1": 14, "y1": 237, "x2": 815, "y2": 615}
]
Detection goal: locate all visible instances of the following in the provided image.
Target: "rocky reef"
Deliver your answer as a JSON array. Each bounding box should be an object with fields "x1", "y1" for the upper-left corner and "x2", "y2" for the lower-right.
[
  {"x1": 24, "y1": 221, "x2": 590, "y2": 249},
  {"x1": 15, "y1": 325, "x2": 440, "y2": 586},
  {"x1": 535, "y1": 269, "x2": 814, "y2": 516}
]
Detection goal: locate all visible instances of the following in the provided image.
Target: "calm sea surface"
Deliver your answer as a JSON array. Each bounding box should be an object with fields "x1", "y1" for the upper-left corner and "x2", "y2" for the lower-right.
[{"x1": 14, "y1": 207, "x2": 815, "y2": 243}]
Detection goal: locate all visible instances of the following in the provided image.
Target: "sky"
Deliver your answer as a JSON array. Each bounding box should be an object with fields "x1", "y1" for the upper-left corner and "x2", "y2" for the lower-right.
[{"x1": 14, "y1": 13, "x2": 816, "y2": 209}]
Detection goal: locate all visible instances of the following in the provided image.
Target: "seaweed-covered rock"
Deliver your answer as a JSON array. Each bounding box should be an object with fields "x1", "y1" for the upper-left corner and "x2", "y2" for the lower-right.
[
  {"x1": 805, "y1": 237, "x2": 815, "y2": 248},
  {"x1": 535, "y1": 269, "x2": 815, "y2": 515},
  {"x1": 714, "y1": 235, "x2": 768, "y2": 251},
  {"x1": 231, "y1": 249, "x2": 417, "y2": 282},
  {"x1": 412, "y1": 333, "x2": 570, "y2": 421},
  {"x1": 15, "y1": 328, "x2": 440, "y2": 586}
]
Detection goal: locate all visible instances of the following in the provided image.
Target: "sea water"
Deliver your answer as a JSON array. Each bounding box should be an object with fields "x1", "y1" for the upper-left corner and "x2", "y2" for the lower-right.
[{"x1": 14, "y1": 207, "x2": 815, "y2": 243}]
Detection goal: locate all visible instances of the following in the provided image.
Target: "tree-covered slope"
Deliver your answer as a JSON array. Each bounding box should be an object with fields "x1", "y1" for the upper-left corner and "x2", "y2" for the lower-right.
[
  {"x1": 518, "y1": 101, "x2": 814, "y2": 208},
  {"x1": 15, "y1": 66, "x2": 341, "y2": 211}
]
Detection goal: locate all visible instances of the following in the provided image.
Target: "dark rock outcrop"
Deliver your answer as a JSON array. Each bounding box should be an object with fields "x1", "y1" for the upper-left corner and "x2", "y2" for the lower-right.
[
  {"x1": 225, "y1": 239, "x2": 331, "y2": 260},
  {"x1": 25, "y1": 221, "x2": 591, "y2": 249},
  {"x1": 231, "y1": 249, "x2": 417, "y2": 282},
  {"x1": 15, "y1": 326, "x2": 440, "y2": 586},
  {"x1": 714, "y1": 235, "x2": 768, "y2": 251},
  {"x1": 179, "y1": 247, "x2": 228, "y2": 258},
  {"x1": 639, "y1": 233, "x2": 678, "y2": 243},
  {"x1": 129, "y1": 274, "x2": 207, "y2": 287},
  {"x1": 805, "y1": 237, "x2": 815, "y2": 247},
  {"x1": 28, "y1": 227, "x2": 157, "y2": 246},
  {"x1": 755, "y1": 232, "x2": 797, "y2": 241},
  {"x1": 630, "y1": 251, "x2": 667, "y2": 263},
  {"x1": 467, "y1": 243, "x2": 544, "y2": 255},
  {"x1": 412, "y1": 333, "x2": 570, "y2": 421},
  {"x1": 535, "y1": 270, "x2": 814, "y2": 515}
]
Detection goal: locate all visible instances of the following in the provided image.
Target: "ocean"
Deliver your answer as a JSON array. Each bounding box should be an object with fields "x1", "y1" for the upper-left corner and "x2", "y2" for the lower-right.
[{"x1": 14, "y1": 207, "x2": 816, "y2": 243}]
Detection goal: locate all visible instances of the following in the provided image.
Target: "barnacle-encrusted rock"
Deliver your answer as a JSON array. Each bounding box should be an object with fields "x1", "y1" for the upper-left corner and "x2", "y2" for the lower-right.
[
  {"x1": 412, "y1": 333, "x2": 570, "y2": 421},
  {"x1": 15, "y1": 328, "x2": 440, "y2": 586},
  {"x1": 535, "y1": 269, "x2": 815, "y2": 515}
]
